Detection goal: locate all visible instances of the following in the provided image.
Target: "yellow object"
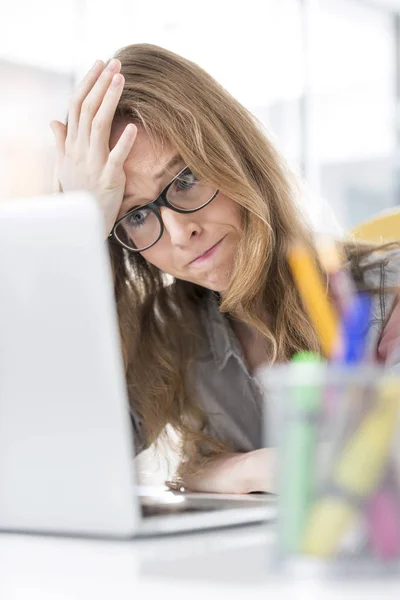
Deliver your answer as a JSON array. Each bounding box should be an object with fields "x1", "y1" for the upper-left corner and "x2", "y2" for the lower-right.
[
  {"x1": 334, "y1": 381, "x2": 399, "y2": 495},
  {"x1": 287, "y1": 244, "x2": 339, "y2": 357},
  {"x1": 302, "y1": 380, "x2": 400, "y2": 557},
  {"x1": 350, "y1": 208, "x2": 400, "y2": 244},
  {"x1": 302, "y1": 497, "x2": 356, "y2": 557}
]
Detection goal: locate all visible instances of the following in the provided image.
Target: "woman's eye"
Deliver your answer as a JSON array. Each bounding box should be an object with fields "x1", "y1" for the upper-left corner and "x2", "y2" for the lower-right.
[
  {"x1": 174, "y1": 170, "x2": 198, "y2": 192},
  {"x1": 126, "y1": 209, "x2": 148, "y2": 227}
]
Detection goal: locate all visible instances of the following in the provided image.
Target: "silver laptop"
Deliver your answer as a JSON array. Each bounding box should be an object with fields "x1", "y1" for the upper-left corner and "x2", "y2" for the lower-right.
[{"x1": 0, "y1": 191, "x2": 276, "y2": 538}]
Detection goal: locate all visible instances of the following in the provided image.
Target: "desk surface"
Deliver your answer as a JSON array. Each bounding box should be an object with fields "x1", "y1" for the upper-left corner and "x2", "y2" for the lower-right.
[{"x1": 1, "y1": 522, "x2": 400, "y2": 600}]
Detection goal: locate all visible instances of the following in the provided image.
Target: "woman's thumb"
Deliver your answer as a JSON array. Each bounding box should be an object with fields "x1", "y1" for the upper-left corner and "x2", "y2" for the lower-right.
[{"x1": 49, "y1": 120, "x2": 67, "y2": 155}]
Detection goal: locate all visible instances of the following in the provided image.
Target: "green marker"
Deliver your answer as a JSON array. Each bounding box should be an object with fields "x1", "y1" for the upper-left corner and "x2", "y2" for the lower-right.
[{"x1": 280, "y1": 351, "x2": 323, "y2": 553}]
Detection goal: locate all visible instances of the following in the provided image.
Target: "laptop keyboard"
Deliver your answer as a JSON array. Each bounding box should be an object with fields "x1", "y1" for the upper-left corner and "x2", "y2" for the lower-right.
[
  {"x1": 141, "y1": 503, "x2": 220, "y2": 518},
  {"x1": 140, "y1": 494, "x2": 270, "y2": 518}
]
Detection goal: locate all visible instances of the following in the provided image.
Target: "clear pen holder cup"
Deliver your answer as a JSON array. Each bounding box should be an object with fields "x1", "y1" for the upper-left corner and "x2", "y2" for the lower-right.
[{"x1": 259, "y1": 363, "x2": 400, "y2": 577}]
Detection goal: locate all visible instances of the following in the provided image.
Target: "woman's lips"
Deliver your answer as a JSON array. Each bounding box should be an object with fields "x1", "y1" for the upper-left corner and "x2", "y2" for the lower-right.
[{"x1": 189, "y1": 237, "x2": 224, "y2": 265}]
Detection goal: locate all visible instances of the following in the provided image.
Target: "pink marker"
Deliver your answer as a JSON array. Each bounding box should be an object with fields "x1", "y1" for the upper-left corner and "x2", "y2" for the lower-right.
[{"x1": 366, "y1": 487, "x2": 400, "y2": 560}]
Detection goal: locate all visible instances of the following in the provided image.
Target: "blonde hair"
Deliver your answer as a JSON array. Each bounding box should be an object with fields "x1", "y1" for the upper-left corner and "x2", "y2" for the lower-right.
[{"x1": 109, "y1": 43, "x2": 321, "y2": 462}]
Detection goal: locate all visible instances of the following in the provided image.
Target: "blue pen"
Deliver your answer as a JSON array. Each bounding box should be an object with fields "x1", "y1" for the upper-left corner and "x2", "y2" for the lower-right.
[
  {"x1": 327, "y1": 291, "x2": 373, "y2": 425},
  {"x1": 341, "y1": 292, "x2": 373, "y2": 365},
  {"x1": 325, "y1": 292, "x2": 372, "y2": 420}
]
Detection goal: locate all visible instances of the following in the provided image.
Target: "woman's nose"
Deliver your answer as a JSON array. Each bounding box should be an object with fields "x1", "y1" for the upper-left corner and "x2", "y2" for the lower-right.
[{"x1": 160, "y1": 207, "x2": 202, "y2": 247}]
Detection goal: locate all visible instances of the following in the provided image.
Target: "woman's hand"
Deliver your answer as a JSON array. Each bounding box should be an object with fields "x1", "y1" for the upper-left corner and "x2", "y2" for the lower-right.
[
  {"x1": 50, "y1": 58, "x2": 137, "y2": 237},
  {"x1": 174, "y1": 448, "x2": 277, "y2": 495}
]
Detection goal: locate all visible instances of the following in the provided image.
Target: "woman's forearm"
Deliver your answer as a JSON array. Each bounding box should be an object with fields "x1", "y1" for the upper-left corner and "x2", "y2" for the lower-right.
[{"x1": 179, "y1": 448, "x2": 276, "y2": 494}]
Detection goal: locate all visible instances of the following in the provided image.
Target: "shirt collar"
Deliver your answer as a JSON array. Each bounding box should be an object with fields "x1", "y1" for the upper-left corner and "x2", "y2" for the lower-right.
[{"x1": 203, "y1": 292, "x2": 244, "y2": 371}]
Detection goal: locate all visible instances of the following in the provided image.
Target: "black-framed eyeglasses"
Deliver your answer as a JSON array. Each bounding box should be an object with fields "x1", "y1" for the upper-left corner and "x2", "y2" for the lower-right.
[{"x1": 108, "y1": 165, "x2": 219, "y2": 252}]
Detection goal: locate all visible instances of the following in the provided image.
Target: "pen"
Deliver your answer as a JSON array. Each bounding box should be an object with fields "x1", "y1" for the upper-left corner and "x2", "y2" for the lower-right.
[
  {"x1": 281, "y1": 351, "x2": 322, "y2": 553},
  {"x1": 287, "y1": 243, "x2": 340, "y2": 358},
  {"x1": 366, "y1": 475, "x2": 400, "y2": 560},
  {"x1": 340, "y1": 292, "x2": 372, "y2": 365},
  {"x1": 320, "y1": 292, "x2": 372, "y2": 424}
]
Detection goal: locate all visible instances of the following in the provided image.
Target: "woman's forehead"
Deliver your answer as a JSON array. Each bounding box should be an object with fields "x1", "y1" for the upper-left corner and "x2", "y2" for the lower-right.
[
  {"x1": 111, "y1": 122, "x2": 180, "y2": 177},
  {"x1": 116, "y1": 128, "x2": 186, "y2": 211}
]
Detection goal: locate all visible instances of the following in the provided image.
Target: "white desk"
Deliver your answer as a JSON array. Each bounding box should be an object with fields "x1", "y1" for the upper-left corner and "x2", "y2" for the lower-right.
[{"x1": 1, "y1": 523, "x2": 400, "y2": 600}]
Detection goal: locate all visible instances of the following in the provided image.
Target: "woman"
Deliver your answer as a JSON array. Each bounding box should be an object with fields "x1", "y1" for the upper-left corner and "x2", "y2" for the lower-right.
[{"x1": 50, "y1": 44, "x2": 400, "y2": 494}]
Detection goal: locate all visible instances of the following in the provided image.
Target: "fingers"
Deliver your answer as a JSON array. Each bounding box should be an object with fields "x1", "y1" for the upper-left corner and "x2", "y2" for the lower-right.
[
  {"x1": 77, "y1": 59, "x2": 121, "y2": 147},
  {"x1": 50, "y1": 120, "x2": 67, "y2": 157},
  {"x1": 90, "y1": 73, "x2": 125, "y2": 153},
  {"x1": 66, "y1": 60, "x2": 104, "y2": 141},
  {"x1": 107, "y1": 123, "x2": 137, "y2": 173}
]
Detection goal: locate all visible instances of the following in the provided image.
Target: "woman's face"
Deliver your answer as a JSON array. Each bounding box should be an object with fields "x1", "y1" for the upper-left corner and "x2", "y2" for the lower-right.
[{"x1": 110, "y1": 124, "x2": 242, "y2": 293}]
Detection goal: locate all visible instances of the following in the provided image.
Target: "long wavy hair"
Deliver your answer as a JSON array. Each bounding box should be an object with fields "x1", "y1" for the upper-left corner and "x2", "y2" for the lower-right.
[{"x1": 108, "y1": 43, "x2": 339, "y2": 463}]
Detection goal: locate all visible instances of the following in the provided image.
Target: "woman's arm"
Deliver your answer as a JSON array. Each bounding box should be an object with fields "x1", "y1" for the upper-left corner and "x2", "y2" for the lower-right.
[{"x1": 176, "y1": 448, "x2": 276, "y2": 495}]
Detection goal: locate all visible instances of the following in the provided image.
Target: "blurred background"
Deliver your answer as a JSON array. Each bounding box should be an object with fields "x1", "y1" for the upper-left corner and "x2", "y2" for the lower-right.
[{"x1": 1, "y1": 0, "x2": 399, "y2": 232}]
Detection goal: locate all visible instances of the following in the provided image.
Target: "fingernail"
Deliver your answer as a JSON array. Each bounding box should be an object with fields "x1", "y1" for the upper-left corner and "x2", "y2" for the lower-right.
[
  {"x1": 111, "y1": 73, "x2": 122, "y2": 88},
  {"x1": 125, "y1": 123, "x2": 135, "y2": 135},
  {"x1": 106, "y1": 59, "x2": 118, "y2": 72},
  {"x1": 91, "y1": 59, "x2": 101, "y2": 71}
]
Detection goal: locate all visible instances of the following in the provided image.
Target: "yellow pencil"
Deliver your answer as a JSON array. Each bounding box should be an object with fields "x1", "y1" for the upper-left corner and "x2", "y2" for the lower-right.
[{"x1": 287, "y1": 243, "x2": 340, "y2": 358}]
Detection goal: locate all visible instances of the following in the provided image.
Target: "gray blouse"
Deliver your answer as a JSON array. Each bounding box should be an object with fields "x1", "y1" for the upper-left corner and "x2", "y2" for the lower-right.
[{"x1": 131, "y1": 248, "x2": 400, "y2": 455}]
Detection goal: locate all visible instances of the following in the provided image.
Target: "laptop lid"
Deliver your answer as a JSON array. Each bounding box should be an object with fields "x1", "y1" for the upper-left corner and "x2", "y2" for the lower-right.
[{"x1": 0, "y1": 192, "x2": 139, "y2": 538}]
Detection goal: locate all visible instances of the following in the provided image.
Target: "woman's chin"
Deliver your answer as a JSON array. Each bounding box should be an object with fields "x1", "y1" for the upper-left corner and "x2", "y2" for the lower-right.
[{"x1": 199, "y1": 271, "x2": 232, "y2": 294}]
